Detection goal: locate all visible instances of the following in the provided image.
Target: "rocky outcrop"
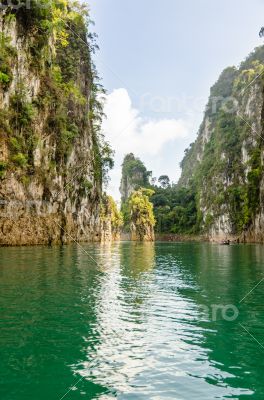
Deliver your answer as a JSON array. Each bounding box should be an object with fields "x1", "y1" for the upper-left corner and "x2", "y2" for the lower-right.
[
  {"x1": 120, "y1": 153, "x2": 151, "y2": 202},
  {"x1": 179, "y1": 46, "x2": 264, "y2": 242},
  {"x1": 0, "y1": 3, "x2": 107, "y2": 245},
  {"x1": 119, "y1": 155, "x2": 155, "y2": 240},
  {"x1": 129, "y1": 189, "x2": 155, "y2": 242},
  {"x1": 130, "y1": 221, "x2": 155, "y2": 242},
  {"x1": 100, "y1": 195, "x2": 123, "y2": 242}
]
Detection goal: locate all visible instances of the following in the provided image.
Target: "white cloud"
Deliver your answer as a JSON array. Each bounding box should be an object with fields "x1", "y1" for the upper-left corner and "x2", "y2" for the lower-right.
[
  {"x1": 102, "y1": 88, "x2": 188, "y2": 156},
  {"x1": 102, "y1": 88, "x2": 190, "y2": 201}
]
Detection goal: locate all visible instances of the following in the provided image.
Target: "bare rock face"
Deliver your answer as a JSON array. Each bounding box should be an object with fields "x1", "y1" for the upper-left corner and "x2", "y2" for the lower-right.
[
  {"x1": 0, "y1": 6, "x2": 104, "y2": 245},
  {"x1": 130, "y1": 222, "x2": 155, "y2": 242}
]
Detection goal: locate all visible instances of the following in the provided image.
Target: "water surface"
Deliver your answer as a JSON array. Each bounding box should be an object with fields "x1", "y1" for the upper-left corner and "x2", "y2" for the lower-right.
[{"x1": 1, "y1": 242, "x2": 264, "y2": 399}]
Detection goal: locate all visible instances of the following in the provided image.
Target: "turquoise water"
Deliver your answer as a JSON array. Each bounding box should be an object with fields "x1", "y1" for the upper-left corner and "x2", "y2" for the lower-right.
[{"x1": 1, "y1": 242, "x2": 264, "y2": 399}]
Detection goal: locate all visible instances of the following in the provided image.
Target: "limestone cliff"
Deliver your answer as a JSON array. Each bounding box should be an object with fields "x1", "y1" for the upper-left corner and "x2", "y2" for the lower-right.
[
  {"x1": 100, "y1": 194, "x2": 123, "y2": 242},
  {"x1": 120, "y1": 154, "x2": 155, "y2": 240},
  {"x1": 120, "y1": 153, "x2": 151, "y2": 203},
  {"x1": 129, "y1": 189, "x2": 155, "y2": 241},
  {"x1": 179, "y1": 46, "x2": 264, "y2": 242},
  {"x1": 0, "y1": 2, "x2": 111, "y2": 245}
]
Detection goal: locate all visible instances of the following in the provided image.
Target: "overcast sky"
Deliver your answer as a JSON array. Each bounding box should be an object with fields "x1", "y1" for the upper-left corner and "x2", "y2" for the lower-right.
[{"x1": 87, "y1": 0, "x2": 264, "y2": 201}]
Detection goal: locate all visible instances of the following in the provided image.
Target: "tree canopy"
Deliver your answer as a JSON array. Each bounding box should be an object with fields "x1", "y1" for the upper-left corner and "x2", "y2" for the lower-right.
[{"x1": 158, "y1": 175, "x2": 170, "y2": 189}]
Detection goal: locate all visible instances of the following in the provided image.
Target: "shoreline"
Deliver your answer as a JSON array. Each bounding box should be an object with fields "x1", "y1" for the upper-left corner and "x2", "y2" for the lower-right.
[
  {"x1": 154, "y1": 233, "x2": 264, "y2": 245},
  {"x1": 1, "y1": 234, "x2": 264, "y2": 247},
  {"x1": 154, "y1": 233, "x2": 208, "y2": 243}
]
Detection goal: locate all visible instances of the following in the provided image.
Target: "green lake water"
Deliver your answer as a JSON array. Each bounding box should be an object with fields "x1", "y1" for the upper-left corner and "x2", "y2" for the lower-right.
[{"x1": 1, "y1": 241, "x2": 264, "y2": 399}]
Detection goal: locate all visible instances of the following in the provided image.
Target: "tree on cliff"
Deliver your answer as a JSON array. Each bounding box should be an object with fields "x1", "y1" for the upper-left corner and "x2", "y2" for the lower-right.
[
  {"x1": 128, "y1": 188, "x2": 156, "y2": 241},
  {"x1": 158, "y1": 175, "x2": 170, "y2": 189},
  {"x1": 100, "y1": 195, "x2": 123, "y2": 241}
]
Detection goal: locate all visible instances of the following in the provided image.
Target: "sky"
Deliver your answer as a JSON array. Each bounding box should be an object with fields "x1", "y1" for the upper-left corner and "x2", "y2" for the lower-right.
[{"x1": 87, "y1": 0, "x2": 264, "y2": 201}]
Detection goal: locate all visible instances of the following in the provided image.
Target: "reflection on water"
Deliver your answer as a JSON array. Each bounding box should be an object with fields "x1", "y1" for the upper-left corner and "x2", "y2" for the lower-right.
[
  {"x1": 77, "y1": 243, "x2": 156, "y2": 396},
  {"x1": 75, "y1": 243, "x2": 255, "y2": 399},
  {"x1": 1, "y1": 242, "x2": 264, "y2": 399}
]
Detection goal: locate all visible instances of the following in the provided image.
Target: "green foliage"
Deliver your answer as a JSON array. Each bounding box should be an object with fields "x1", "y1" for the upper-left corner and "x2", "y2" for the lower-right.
[
  {"x1": 120, "y1": 154, "x2": 152, "y2": 230},
  {"x1": 37, "y1": 2, "x2": 112, "y2": 180},
  {"x1": 122, "y1": 153, "x2": 151, "y2": 186},
  {"x1": 120, "y1": 153, "x2": 152, "y2": 204},
  {"x1": 2, "y1": 2, "x2": 52, "y2": 69},
  {"x1": 151, "y1": 184, "x2": 198, "y2": 234},
  {"x1": 80, "y1": 178, "x2": 93, "y2": 195},
  {"x1": 20, "y1": 175, "x2": 30, "y2": 186},
  {"x1": 247, "y1": 169, "x2": 261, "y2": 206},
  {"x1": 109, "y1": 197, "x2": 123, "y2": 231},
  {"x1": 0, "y1": 33, "x2": 16, "y2": 90},
  {"x1": 101, "y1": 194, "x2": 123, "y2": 233},
  {"x1": 179, "y1": 48, "x2": 264, "y2": 235},
  {"x1": 7, "y1": 92, "x2": 37, "y2": 170},
  {"x1": 10, "y1": 137, "x2": 22, "y2": 152},
  {"x1": 205, "y1": 213, "x2": 213, "y2": 228},
  {"x1": 101, "y1": 142, "x2": 115, "y2": 185},
  {"x1": 88, "y1": 77, "x2": 113, "y2": 185},
  {"x1": 120, "y1": 200, "x2": 130, "y2": 233},
  {"x1": 0, "y1": 161, "x2": 8, "y2": 178},
  {"x1": 0, "y1": 72, "x2": 10, "y2": 85},
  {"x1": 92, "y1": 139, "x2": 114, "y2": 185},
  {"x1": 239, "y1": 45, "x2": 264, "y2": 70},
  {"x1": 10, "y1": 94, "x2": 36, "y2": 127},
  {"x1": 234, "y1": 61, "x2": 264, "y2": 92},
  {"x1": 12, "y1": 153, "x2": 28, "y2": 168},
  {"x1": 58, "y1": 123, "x2": 79, "y2": 157},
  {"x1": 194, "y1": 108, "x2": 262, "y2": 233},
  {"x1": 120, "y1": 153, "x2": 198, "y2": 235},
  {"x1": 158, "y1": 175, "x2": 170, "y2": 188},
  {"x1": 1, "y1": 1, "x2": 112, "y2": 189},
  {"x1": 128, "y1": 188, "x2": 155, "y2": 240},
  {"x1": 206, "y1": 66, "x2": 238, "y2": 117}
]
